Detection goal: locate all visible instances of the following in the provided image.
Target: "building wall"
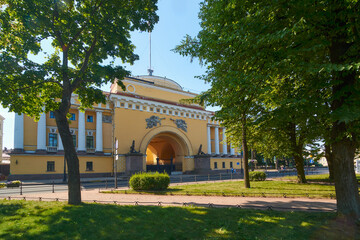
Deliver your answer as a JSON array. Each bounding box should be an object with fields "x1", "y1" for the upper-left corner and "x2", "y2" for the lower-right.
[
  {"x1": 210, "y1": 157, "x2": 242, "y2": 170},
  {"x1": 113, "y1": 106, "x2": 208, "y2": 156},
  {"x1": 10, "y1": 155, "x2": 113, "y2": 175},
  {"x1": 10, "y1": 76, "x2": 243, "y2": 178},
  {"x1": 117, "y1": 78, "x2": 197, "y2": 103}
]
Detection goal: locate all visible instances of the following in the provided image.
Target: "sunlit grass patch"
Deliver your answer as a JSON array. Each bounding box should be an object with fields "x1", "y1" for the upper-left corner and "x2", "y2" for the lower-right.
[
  {"x1": 0, "y1": 200, "x2": 341, "y2": 240},
  {"x1": 106, "y1": 177, "x2": 346, "y2": 198}
]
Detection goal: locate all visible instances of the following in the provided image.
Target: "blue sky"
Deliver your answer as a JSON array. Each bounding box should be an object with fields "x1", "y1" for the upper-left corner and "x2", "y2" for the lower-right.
[{"x1": 0, "y1": 0, "x2": 210, "y2": 149}]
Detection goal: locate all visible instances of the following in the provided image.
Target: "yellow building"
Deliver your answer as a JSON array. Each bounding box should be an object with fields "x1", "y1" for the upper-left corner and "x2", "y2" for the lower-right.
[{"x1": 10, "y1": 76, "x2": 242, "y2": 180}]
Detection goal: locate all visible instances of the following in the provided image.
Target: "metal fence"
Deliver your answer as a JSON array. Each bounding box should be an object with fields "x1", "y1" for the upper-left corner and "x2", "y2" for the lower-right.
[
  {"x1": 0, "y1": 169, "x2": 325, "y2": 197},
  {"x1": 3, "y1": 196, "x2": 337, "y2": 212}
]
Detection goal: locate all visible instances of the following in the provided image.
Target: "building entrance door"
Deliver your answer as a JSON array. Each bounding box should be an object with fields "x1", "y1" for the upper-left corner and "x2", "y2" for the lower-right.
[{"x1": 145, "y1": 133, "x2": 185, "y2": 173}]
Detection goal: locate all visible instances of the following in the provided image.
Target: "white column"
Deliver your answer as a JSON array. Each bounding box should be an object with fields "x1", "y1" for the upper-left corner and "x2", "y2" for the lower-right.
[
  {"x1": 14, "y1": 113, "x2": 24, "y2": 150},
  {"x1": 207, "y1": 125, "x2": 211, "y2": 154},
  {"x1": 230, "y1": 143, "x2": 235, "y2": 155},
  {"x1": 37, "y1": 112, "x2": 46, "y2": 150},
  {"x1": 78, "y1": 110, "x2": 86, "y2": 151},
  {"x1": 222, "y1": 128, "x2": 227, "y2": 154},
  {"x1": 96, "y1": 110, "x2": 103, "y2": 152},
  {"x1": 214, "y1": 126, "x2": 220, "y2": 155},
  {"x1": 58, "y1": 134, "x2": 64, "y2": 151}
]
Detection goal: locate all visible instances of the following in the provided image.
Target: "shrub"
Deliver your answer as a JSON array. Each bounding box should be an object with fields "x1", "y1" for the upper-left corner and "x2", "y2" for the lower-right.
[
  {"x1": 249, "y1": 171, "x2": 266, "y2": 181},
  {"x1": 6, "y1": 180, "x2": 22, "y2": 188},
  {"x1": 0, "y1": 183, "x2": 5, "y2": 188},
  {"x1": 129, "y1": 172, "x2": 170, "y2": 190}
]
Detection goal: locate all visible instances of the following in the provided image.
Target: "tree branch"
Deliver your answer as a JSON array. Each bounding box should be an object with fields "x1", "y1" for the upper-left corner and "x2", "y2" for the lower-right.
[{"x1": 70, "y1": 36, "x2": 98, "y2": 91}]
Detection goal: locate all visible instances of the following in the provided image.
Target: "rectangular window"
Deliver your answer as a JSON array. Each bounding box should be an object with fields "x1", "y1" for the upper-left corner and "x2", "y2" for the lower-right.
[
  {"x1": 230, "y1": 162, "x2": 233, "y2": 168},
  {"x1": 175, "y1": 111, "x2": 178, "y2": 115},
  {"x1": 163, "y1": 109, "x2": 166, "y2": 113},
  {"x1": 186, "y1": 113, "x2": 189, "y2": 117},
  {"x1": 136, "y1": 105, "x2": 140, "y2": 110},
  {"x1": 86, "y1": 161, "x2": 93, "y2": 171},
  {"x1": 222, "y1": 162, "x2": 225, "y2": 168},
  {"x1": 120, "y1": 102, "x2": 125, "y2": 107},
  {"x1": 86, "y1": 136, "x2": 94, "y2": 149},
  {"x1": 47, "y1": 161, "x2": 55, "y2": 172},
  {"x1": 128, "y1": 104, "x2": 132, "y2": 108},
  {"x1": 156, "y1": 108, "x2": 160, "y2": 113},
  {"x1": 150, "y1": 107, "x2": 154, "y2": 111},
  {"x1": 214, "y1": 162, "x2": 218, "y2": 169},
  {"x1": 50, "y1": 111, "x2": 55, "y2": 119},
  {"x1": 49, "y1": 133, "x2": 58, "y2": 147},
  {"x1": 87, "y1": 115, "x2": 93, "y2": 122},
  {"x1": 69, "y1": 113, "x2": 76, "y2": 121},
  {"x1": 72, "y1": 135, "x2": 76, "y2": 147},
  {"x1": 143, "y1": 106, "x2": 147, "y2": 111},
  {"x1": 169, "y1": 111, "x2": 172, "y2": 114}
]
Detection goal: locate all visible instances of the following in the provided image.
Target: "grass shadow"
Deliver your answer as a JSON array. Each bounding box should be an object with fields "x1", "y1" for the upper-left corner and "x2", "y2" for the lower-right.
[{"x1": 0, "y1": 200, "x2": 342, "y2": 240}]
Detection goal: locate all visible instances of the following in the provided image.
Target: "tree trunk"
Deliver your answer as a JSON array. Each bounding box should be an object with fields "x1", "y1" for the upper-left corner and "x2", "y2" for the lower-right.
[
  {"x1": 324, "y1": 143, "x2": 334, "y2": 182},
  {"x1": 329, "y1": 35, "x2": 360, "y2": 220},
  {"x1": 55, "y1": 103, "x2": 82, "y2": 205},
  {"x1": 293, "y1": 154, "x2": 306, "y2": 183},
  {"x1": 288, "y1": 122, "x2": 306, "y2": 183},
  {"x1": 242, "y1": 120, "x2": 250, "y2": 188},
  {"x1": 331, "y1": 123, "x2": 360, "y2": 219}
]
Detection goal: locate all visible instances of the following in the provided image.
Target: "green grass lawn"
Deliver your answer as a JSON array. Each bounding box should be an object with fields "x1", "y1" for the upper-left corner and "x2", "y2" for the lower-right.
[
  {"x1": 107, "y1": 174, "x2": 360, "y2": 199},
  {"x1": 108, "y1": 179, "x2": 338, "y2": 198},
  {"x1": 280, "y1": 174, "x2": 360, "y2": 184},
  {"x1": 0, "y1": 200, "x2": 347, "y2": 240}
]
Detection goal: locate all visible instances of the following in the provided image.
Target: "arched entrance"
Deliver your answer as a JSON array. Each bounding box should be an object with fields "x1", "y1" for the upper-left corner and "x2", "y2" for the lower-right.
[
  {"x1": 146, "y1": 133, "x2": 181, "y2": 172},
  {"x1": 140, "y1": 126, "x2": 193, "y2": 173}
]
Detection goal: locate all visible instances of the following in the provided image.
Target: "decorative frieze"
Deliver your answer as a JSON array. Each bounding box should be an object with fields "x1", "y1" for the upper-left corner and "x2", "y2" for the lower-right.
[
  {"x1": 170, "y1": 118, "x2": 187, "y2": 132},
  {"x1": 146, "y1": 116, "x2": 165, "y2": 129}
]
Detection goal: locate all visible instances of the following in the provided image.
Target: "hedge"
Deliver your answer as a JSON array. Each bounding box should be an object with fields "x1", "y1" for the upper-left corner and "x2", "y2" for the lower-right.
[
  {"x1": 129, "y1": 172, "x2": 170, "y2": 190},
  {"x1": 0, "y1": 183, "x2": 5, "y2": 188},
  {"x1": 6, "y1": 180, "x2": 22, "y2": 188},
  {"x1": 249, "y1": 171, "x2": 266, "y2": 181}
]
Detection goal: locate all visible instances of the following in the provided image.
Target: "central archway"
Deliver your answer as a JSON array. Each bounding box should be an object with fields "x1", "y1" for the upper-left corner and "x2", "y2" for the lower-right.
[{"x1": 140, "y1": 126, "x2": 193, "y2": 173}]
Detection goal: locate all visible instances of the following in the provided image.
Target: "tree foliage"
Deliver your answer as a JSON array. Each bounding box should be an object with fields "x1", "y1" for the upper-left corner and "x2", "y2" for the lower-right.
[
  {"x1": 0, "y1": 0, "x2": 159, "y2": 204},
  {"x1": 176, "y1": 0, "x2": 360, "y2": 220}
]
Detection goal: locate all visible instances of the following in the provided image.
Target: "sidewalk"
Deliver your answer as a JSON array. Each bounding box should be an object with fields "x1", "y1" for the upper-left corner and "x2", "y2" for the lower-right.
[{"x1": 9, "y1": 187, "x2": 337, "y2": 212}]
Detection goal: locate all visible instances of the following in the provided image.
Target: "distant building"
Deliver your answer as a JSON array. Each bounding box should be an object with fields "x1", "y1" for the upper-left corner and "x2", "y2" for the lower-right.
[{"x1": 10, "y1": 76, "x2": 242, "y2": 180}]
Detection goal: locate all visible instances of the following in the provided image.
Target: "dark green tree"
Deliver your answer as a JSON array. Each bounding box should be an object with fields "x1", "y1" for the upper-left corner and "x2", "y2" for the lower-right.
[
  {"x1": 176, "y1": 0, "x2": 360, "y2": 220},
  {"x1": 0, "y1": 0, "x2": 158, "y2": 204}
]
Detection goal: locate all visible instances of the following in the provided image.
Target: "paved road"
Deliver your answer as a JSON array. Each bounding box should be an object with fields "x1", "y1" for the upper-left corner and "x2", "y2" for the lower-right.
[
  {"x1": 0, "y1": 168, "x2": 328, "y2": 197},
  {"x1": 6, "y1": 188, "x2": 337, "y2": 212}
]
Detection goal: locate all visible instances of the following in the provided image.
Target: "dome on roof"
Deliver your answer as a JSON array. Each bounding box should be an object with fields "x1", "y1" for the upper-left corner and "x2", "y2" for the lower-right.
[{"x1": 135, "y1": 75, "x2": 182, "y2": 90}]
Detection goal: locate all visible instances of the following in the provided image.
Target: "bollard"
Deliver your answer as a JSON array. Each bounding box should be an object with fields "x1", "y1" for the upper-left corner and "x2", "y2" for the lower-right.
[
  {"x1": 105, "y1": 180, "x2": 108, "y2": 189},
  {"x1": 52, "y1": 181, "x2": 55, "y2": 193},
  {"x1": 20, "y1": 182, "x2": 23, "y2": 195}
]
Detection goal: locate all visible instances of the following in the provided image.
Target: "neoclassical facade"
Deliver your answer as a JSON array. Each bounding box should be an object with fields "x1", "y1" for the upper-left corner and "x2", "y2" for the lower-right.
[{"x1": 10, "y1": 76, "x2": 242, "y2": 179}]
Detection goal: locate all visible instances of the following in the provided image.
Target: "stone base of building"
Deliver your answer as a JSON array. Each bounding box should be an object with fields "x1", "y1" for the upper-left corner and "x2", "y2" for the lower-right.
[
  {"x1": 194, "y1": 154, "x2": 211, "y2": 174},
  {"x1": 7, "y1": 172, "x2": 112, "y2": 181},
  {"x1": 125, "y1": 153, "x2": 144, "y2": 175}
]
